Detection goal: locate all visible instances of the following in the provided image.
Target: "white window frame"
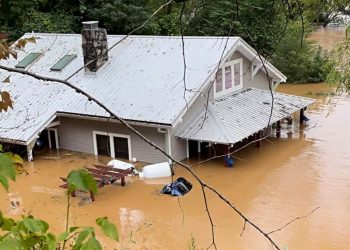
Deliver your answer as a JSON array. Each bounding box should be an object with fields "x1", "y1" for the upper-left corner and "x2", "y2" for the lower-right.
[
  {"x1": 214, "y1": 58, "x2": 243, "y2": 98},
  {"x1": 92, "y1": 131, "x2": 132, "y2": 161},
  {"x1": 47, "y1": 128, "x2": 59, "y2": 149}
]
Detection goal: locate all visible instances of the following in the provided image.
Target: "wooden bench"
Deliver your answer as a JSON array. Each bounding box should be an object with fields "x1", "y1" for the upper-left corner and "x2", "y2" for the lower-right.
[
  {"x1": 93, "y1": 164, "x2": 133, "y2": 175},
  {"x1": 58, "y1": 164, "x2": 130, "y2": 202},
  {"x1": 85, "y1": 167, "x2": 126, "y2": 186}
]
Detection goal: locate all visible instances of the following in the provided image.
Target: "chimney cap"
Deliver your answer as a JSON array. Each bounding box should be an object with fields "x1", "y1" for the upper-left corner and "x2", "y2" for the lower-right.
[{"x1": 82, "y1": 21, "x2": 99, "y2": 30}]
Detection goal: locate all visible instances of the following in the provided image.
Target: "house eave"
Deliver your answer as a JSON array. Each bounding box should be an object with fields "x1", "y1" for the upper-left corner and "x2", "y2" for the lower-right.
[{"x1": 57, "y1": 112, "x2": 172, "y2": 128}]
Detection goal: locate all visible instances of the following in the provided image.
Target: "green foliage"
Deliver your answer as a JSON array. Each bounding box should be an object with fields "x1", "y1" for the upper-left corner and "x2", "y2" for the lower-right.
[
  {"x1": 0, "y1": 213, "x2": 56, "y2": 250},
  {"x1": 0, "y1": 149, "x2": 119, "y2": 249},
  {"x1": 271, "y1": 22, "x2": 327, "y2": 83},
  {"x1": 67, "y1": 169, "x2": 98, "y2": 195},
  {"x1": 0, "y1": 146, "x2": 16, "y2": 191},
  {"x1": 302, "y1": 0, "x2": 350, "y2": 26},
  {"x1": 85, "y1": 0, "x2": 151, "y2": 34},
  {"x1": 96, "y1": 217, "x2": 119, "y2": 241},
  {"x1": 324, "y1": 34, "x2": 350, "y2": 90},
  {"x1": 21, "y1": 11, "x2": 77, "y2": 34},
  {"x1": 187, "y1": 0, "x2": 288, "y2": 55}
]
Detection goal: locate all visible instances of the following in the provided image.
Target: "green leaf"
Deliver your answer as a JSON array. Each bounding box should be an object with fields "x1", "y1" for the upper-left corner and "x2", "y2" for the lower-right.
[
  {"x1": 23, "y1": 217, "x2": 49, "y2": 234},
  {"x1": 11, "y1": 154, "x2": 23, "y2": 165},
  {"x1": 57, "y1": 232, "x2": 69, "y2": 242},
  {"x1": 67, "y1": 169, "x2": 97, "y2": 195},
  {"x1": 0, "y1": 217, "x2": 16, "y2": 231},
  {"x1": 0, "y1": 175, "x2": 9, "y2": 191},
  {"x1": 96, "y1": 217, "x2": 119, "y2": 241},
  {"x1": 69, "y1": 226, "x2": 79, "y2": 233},
  {"x1": 81, "y1": 237, "x2": 102, "y2": 250},
  {"x1": 44, "y1": 233, "x2": 56, "y2": 250},
  {"x1": 0, "y1": 153, "x2": 16, "y2": 181},
  {"x1": 0, "y1": 238, "x2": 21, "y2": 250},
  {"x1": 73, "y1": 227, "x2": 93, "y2": 247},
  {"x1": 0, "y1": 144, "x2": 3, "y2": 152}
]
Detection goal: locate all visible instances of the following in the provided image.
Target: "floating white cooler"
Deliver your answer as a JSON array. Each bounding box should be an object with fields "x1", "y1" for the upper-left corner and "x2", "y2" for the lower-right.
[
  {"x1": 107, "y1": 159, "x2": 134, "y2": 170},
  {"x1": 139, "y1": 162, "x2": 172, "y2": 179}
]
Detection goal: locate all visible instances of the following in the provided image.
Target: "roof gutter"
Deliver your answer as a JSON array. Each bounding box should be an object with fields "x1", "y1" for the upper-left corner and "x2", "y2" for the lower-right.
[
  {"x1": 57, "y1": 112, "x2": 172, "y2": 128},
  {"x1": 0, "y1": 137, "x2": 27, "y2": 145}
]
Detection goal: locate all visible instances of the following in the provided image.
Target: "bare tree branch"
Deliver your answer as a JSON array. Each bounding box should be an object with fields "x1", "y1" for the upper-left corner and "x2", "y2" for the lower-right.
[
  {"x1": 0, "y1": 64, "x2": 281, "y2": 250},
  {"x1": 201, "y1": 186, "x2": 217, "y2": 250},
  {"x1": 267, "y1": 207, "x2": 320, "y2": 235},
  {"x1": 240, "y1": 219, "x2": 247, "y2": 237}
]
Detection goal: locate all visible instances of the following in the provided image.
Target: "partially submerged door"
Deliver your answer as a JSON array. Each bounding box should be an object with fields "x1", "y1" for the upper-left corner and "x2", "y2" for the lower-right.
[
  {"x1": 96, "y1": 134, "x2": 111, "y2": 156},
  {"x1": 113, "y1": 136, "x2": 129, "y2": 160},
  {"x1": 48, "y1": 128, "x2": 59, "y2": 149}
]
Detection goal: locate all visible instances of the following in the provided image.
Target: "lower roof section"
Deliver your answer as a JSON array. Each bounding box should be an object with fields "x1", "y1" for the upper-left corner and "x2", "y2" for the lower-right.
[{"x1": 175, "y1": 88, "x2": 315, "y2": 144}]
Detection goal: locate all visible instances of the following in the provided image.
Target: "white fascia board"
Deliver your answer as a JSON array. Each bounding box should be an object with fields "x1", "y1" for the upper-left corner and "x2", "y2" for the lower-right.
[
  {"x1": 237, "y1": 38, "x2": 287, "y2": 82},
  {"x1": 26, "y1": 113, "x2": 58, "y2": 145},
  {"x1": 171, "y1": 39, "x2": 240, "y2": 131},
  {"x1": 56, "y1": 112, "x2": 171, "y2": 129}
]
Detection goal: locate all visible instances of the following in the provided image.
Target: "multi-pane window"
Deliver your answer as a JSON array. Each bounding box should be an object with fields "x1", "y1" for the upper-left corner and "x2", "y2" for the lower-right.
[
  {"x1": 234, "y1": 63, "x2": 241, "y2": 86},
  {"x1": 215, "y1": 69, "x2": 223, "y2": 93},
  {"x1": 215, "y1": 59, "x2": 242, "y2": 96},
  {"x1": 93, "y1": 131, "x2": 131, "y2": 160},
  {"x1": 225, "y1": 66, "x2": 232, "y2": 89}
]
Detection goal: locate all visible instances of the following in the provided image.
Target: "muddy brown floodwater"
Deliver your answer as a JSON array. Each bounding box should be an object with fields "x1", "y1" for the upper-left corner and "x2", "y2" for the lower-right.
[
  {"x1": 308, "y1": 26, "x2": 346, "y2": 50},
  {"x1": 1, "y1": 83, "x2": 349, "y2": 250},
  {"x1": 1, "y1": 29, "x2": 350, "y2": 250}
]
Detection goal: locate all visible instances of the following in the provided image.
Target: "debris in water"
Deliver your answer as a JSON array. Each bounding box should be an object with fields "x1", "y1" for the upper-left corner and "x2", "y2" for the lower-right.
[{"x1": 161, "y1": 177, "x2": 192, "y2": 196}]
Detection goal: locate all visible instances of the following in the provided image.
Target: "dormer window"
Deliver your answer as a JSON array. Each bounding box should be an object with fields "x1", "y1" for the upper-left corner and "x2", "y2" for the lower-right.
[
  {"x1": 15, "y1": 53, "x2": 41, "y2": 69},
  {"x1": 214, "y1": 58, "x2": 243, "y2": 98},
  {"x1": 51, "y1": 54, "x2": 77, "y2": 71}
]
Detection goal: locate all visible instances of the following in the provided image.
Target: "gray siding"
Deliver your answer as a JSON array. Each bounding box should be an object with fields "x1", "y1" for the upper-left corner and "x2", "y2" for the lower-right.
[
  {"x1": 58, "y1": 117, "x2": 167, "y2": 163},
  {"x1": 171, "y1": 49, "x2": 272, "y2": 157},
  {"x1": 170, "y1": 135, "x2": 187, "y2": 161},
  {"x1": 171, "y1": 84, "x2": 212, "y2": 161},
  {"x1": 230, "y1": 51, "x2": 271, "y2": 90}
]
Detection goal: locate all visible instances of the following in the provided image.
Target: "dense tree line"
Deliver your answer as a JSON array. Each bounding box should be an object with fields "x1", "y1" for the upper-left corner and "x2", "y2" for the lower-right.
[{"x1": 0, "y1": 0, "x2": 347, "y2": 83}]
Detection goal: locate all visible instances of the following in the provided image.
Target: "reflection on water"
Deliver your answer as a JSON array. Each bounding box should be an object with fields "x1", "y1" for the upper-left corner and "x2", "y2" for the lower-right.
[{"x1": 1, "y1": 82, "x2": 350, "y2": 249}]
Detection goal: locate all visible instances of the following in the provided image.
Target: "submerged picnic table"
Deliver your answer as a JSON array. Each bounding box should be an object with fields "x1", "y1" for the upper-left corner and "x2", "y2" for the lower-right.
[{"x1": 59, "y1": 164, "x2": 133, "y2": 201}]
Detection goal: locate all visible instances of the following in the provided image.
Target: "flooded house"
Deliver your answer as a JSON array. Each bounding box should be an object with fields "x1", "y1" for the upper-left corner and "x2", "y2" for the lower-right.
[{"x1": 0, "y1": 21, "x2": 314, "y2": 163}]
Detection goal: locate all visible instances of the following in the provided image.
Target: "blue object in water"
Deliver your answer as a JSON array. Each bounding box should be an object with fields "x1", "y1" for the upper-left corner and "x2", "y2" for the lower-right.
[
  {"x1": 35, "y1": 139, "x2": 43, "y2": 148},
  {"x1": 224, "y1": 155, "x2": 234, "y2": 168}
]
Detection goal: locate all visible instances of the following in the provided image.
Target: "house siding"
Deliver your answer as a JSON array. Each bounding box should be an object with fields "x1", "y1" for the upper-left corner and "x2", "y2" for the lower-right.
[
  {"x1": 230, "y1": 51, "x2": 271, "y2": 90},
  {"x1": 170, "y1": 135, "x2": 187, "y2": 161},
  {"x1": 171, "y1": 83, "x2": 212, "y2": 161},
  {"x1": 58, "y1": 117, "x2": 167, "y2": 163},
  {"x1": 171, "y1": 49, "x2": 272, "y2": 152}
]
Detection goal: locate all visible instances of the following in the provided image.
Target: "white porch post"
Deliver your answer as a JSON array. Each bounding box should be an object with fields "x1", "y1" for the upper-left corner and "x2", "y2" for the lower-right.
[
  {"x1": 27, "y1": 139, "x2": 37, "y2": 161},
  {"x1": 186, "y1": 140, "x2": 189, "y2": 159},
  {"x1": 166, "y1": 131, "x2": 172, "y2": 164}
]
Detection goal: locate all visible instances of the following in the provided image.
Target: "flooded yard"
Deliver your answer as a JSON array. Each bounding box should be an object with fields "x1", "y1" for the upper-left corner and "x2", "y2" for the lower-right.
[
  {"x1": 1, "y1": 26, "x2": 349, "y2": 250},
  {"x1": 308, "y1": 26, "x2": 346, "y2": 50},
  {"x1": 1, "y1": 82, "x2": 350, "y2": 249}
]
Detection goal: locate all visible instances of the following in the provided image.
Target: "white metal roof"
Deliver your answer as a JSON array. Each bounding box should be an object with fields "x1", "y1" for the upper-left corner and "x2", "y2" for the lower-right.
[
  {"x1": 175, "y1": 88, "x2": 315, "y2": 144},
  {"x1": 0, "y1": 33, "x2": 286, "y2": 144}
]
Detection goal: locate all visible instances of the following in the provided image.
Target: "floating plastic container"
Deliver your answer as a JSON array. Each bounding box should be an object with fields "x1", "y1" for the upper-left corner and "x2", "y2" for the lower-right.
[
  {"x1": 139, "y1": 162, "x2": 172, "y2": 179},
  {"x1": 107, "y1": 159, "x2": 134, "y2": 170}
]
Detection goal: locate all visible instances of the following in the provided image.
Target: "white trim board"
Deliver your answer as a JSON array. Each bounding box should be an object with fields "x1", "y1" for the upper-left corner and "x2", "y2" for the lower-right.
[
  {"x1": 47, "y1": 128, "x2": 59, "y2": 149},
  {"x1": 92, "y1": 131, "x2": 132, "y2": 161}
]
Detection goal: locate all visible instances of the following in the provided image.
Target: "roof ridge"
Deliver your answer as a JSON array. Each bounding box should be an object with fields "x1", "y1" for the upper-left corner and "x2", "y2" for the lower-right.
[{"x1": 24, "y1": 33, "x2": 240, "y2": 40}]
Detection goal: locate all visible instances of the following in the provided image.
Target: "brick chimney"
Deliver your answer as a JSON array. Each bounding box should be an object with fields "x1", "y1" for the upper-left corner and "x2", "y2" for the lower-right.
[{"x1": 81, "y1": 21, "x2": 108, "y2": 73}]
